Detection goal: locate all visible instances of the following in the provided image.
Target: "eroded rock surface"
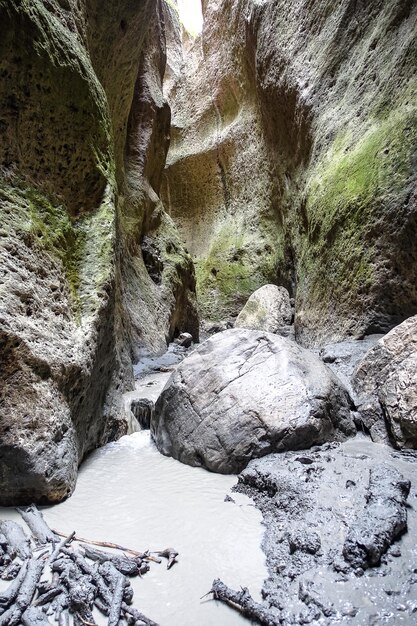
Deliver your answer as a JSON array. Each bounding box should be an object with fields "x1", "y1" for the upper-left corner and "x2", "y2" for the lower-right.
[
  {"x1": 235, "y1": 284, "x2": 293, "y2": 336},
  {"x1": 0, "y1": 0, "x2": 198, "y2": 504},
  {"x1": 342, "y1": 464, "x2": 410, "y2": 570},
  {"x1": 318, "y1": 334, "x2": 383, "y2": 398},
  {"x1": 152, "y1": 329, "x2": 355, "y2": 473},
  {"x1": 121, "y1": 0, "x2": 199, "y2": 357},
  {"x1": 353, "y1": 315, "x2": 417, "y2": 448}
]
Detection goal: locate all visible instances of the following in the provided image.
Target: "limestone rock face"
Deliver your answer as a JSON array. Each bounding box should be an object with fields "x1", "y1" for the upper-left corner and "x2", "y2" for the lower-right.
[
  {"x1": 235, "y1": 285, "x2": 292, "y2": 335},
  {"x1": 163, "y1": 0, "x2": 417, "y2": 344},
  {"x1": 161, "y1": 0, "x2": 293, "y2": 321},
  {"x1": 353, "y1": 316, "x2": 417, "y2": 448},
  {"x1": 0, "y1": 0, "x2": 198, "y2": 504},
  {"x1": 121, "y1": 0, "x2": 199, "y2": 357},
  {"x1": 151, "y1": 329, "x2": 355, "y2": 473}
]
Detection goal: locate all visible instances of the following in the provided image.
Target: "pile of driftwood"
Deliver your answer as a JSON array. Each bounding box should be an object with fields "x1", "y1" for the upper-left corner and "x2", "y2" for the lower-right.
[{"x1": 0, "y1": 505, "x2": 178, "y2": 626}]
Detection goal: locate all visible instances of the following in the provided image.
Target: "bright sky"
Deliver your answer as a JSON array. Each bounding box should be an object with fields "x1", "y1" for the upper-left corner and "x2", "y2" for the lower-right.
[{"x1": 177, "y1": 0, "x2": 203, "y2": 36}]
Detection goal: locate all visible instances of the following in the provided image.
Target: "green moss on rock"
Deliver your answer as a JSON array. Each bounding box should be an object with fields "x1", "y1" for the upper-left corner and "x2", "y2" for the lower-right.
[
  {"x1": 1, "y1": 182, "x2": 86, "y2": 314},
  {"x1": 296, "y1": 99, "x2": 417, "y2": 340},
  {"x1": 308, "y1": 105, "x2": 417, "y2": 232},
  {"x1": 196, "y1": 221, "x2": 281, "y2": 320}
]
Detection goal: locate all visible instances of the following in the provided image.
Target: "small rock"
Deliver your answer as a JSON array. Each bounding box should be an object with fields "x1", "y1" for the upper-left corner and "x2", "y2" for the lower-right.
[
  {"x1": 296, "y1": 456, "x2": 314, "y2": 465},
  {"x1": 201, "y1": 320, "x2": 231, "y2": 334},
  {"x1": 287, "y1": 529, "x2": 321, "y2": 555},
  {"x1": 342, "y1": 605, "x2": 358, "y2": 617},
  {"x1": 275, "y1": 562, "x2": 287, "y2": 573},
  {"x1": 333, "y1": 558, "x2": 350, "y2": 574},
  {"x1": 174, "y1": 332, "x2": 193, "y2": 348},
  {"x1": 389, "y1": 545, "x2": 401, "y2": 557},
  {"x1": 353, "y1": 315, "x2": 417, "y2": 446},
  {"x1": 384, "y1": 589, "x2": 401, "y2": 596},
  {"x1": 321, "y1": 352, "x2": 336, "y2": 364},
  {"x1": 235, "y1": 284, "x2": 292, "y2": 334}
]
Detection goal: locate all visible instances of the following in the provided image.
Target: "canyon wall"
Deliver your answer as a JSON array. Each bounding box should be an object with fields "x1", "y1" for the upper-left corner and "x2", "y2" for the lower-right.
[
  {"x1": 1, "y1": 0, "x2": 416, "y2": 503},
  {"x1": 0, "y1": 0, "x2": 197, "y2": 504},
  {"x1": 163, "y1": 0, "x2": 417, "y2": 344}
]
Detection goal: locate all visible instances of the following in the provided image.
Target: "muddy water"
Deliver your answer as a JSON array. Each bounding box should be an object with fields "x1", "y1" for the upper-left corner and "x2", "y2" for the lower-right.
[{"x1": 0, "y1": 431, "x2": 267, "y2": 626}]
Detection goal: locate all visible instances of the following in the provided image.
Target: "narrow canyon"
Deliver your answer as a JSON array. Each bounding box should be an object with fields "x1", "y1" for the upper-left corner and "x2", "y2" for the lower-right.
[{"x1": 0, "y1": 0, "x2": 417, "y2": 624}]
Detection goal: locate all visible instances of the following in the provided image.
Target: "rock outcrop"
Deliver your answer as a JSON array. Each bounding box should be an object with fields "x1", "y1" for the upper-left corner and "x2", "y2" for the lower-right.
[
  {"x1": 162, "y1": 0, "x2": 291, "y2": 321},
  {"x1": 0, "y1": 0, "x2": 198, "y2": 504},
  {"x1": 121, "y1": 0, "x2": 199, "y2": 357},
  {"x1": 152, "y1": 329, "x2": 355, "y2": 473},
  {"x1": 163, "y1": 0, "x2": 417, "y2": 344},
  {"x1": 353, "y1": 315, "x2": 417, "y2": 448},
  {"x1": 234, "y1": 284, "x2": 293, "y2": 335}
]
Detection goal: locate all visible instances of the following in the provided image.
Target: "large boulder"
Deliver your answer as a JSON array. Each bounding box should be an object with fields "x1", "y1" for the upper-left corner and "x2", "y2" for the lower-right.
[
  {"x1": 151, "y1": 329, "x2": 355, "y2": 473},
  {"x1": 353, "y1": 315, "x2": 417, "y2": 447},
  {"x1": 234, "y1": 284, "x2": 292, "y2": 334}
]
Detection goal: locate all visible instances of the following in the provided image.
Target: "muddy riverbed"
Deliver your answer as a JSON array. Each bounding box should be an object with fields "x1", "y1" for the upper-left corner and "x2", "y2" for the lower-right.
[
  {"x1": 236, "y1": 434, "x2": 417, "y2": 625},
  {"x1": 2, "y1": 338, "x2": 417, "y2": 625}
]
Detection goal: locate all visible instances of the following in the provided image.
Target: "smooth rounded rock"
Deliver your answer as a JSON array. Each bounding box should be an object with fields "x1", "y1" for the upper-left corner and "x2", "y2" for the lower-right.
[
  {"x1": 151, "y1": 329, "x2": 355, "y2": 473},
  {"x1": 234, "y1": 285, "x2": 293, "y2": 335}
]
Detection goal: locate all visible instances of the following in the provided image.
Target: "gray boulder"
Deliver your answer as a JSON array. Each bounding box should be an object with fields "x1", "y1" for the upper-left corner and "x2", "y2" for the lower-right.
[
  {"x1": 353, "y1": 315, "x2": 417, "y2": 447},
  {"x1": 174, "y1": 332, "x2": 193, "y2": 348},
  {"x1": 234, "y1": 285, "x2": 293, "y2": 335},
  {"x1": 151, "y1": 329, "x2": 355, "y2": 473}
]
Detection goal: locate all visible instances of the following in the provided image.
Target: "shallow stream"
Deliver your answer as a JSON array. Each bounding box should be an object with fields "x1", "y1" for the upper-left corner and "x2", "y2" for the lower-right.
[{"x1": 0, "y1": 430, "x2": 267, "y2": 625}]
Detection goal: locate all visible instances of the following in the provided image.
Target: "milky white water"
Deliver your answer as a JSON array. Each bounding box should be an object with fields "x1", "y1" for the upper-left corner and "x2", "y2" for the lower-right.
[{"x1": 0, "y1": 431, "x2": 267, "y2": 626}]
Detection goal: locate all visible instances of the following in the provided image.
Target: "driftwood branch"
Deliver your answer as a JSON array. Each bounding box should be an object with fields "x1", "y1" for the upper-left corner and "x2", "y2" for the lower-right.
[
  {"x1": 0, "y1": 521, "x2": 31, "y2": 560},
  {"x1": 208, "y1": 579, "x2": 281, "y2": 626},
  {"x1": 17, "y1": 506, "x2": 57, "y2": 545},
  {"x1": 52, "y1": 530, "x2": 160, "y2": 562},
  {"x1": 155, "y1": 548, "x2": 178, "y2": 569},
  {"x1": 49, "y1": 531, "x2": 76, "y2": 563},
  {"x1": 0, "y1": 558, "x2": 44, "y2": 626},
  {"x1": 0, "y1": 559, "x2": 27, "y2": 612}
]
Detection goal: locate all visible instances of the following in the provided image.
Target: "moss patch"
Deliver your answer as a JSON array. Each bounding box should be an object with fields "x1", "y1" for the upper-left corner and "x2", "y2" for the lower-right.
[
  {"x1": 195, "y1": 220, "x2": 281, "y2": 320},
  {"x1": 298, "y1": 101, "x2": 417, "y2": 326},
  {"x1": 308, "y1": 105, "x2": 417, "y2": 233},
  {"x1": 0, "y1": 182, "x2": 87, "y2": 314}
]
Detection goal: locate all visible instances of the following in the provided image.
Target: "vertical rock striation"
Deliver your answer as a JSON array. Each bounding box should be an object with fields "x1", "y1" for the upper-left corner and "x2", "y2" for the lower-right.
[
  {"x1": 162, "y1": 0, "x2": 297, "y2": 320},
  {"x1": 121, "y1": 0, "x2": 199, "y2": 357},
  {"x1": 0, "y1": 0, "x2": 198, "y2": 504}
]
